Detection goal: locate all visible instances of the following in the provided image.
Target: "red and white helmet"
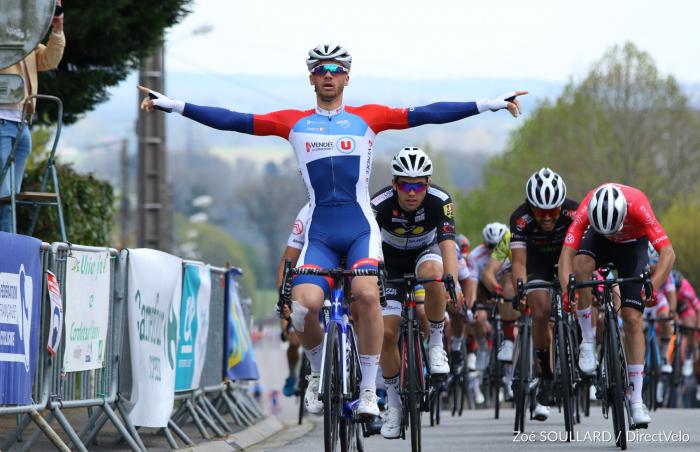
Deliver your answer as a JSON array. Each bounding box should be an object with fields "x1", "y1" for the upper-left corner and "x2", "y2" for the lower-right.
[
  {"x1": 588, "y1": 184, "x2": 627, "y2": 235},
  {"x1": 306, "y1": 44, "x2": 352, "y2": 71}
]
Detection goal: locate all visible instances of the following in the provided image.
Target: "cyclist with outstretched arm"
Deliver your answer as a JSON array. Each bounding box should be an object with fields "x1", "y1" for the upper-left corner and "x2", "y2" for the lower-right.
[
  {"x1": 140, "y1": 43, "x2": 526, "y2": 417},
  {"x1": 557, "y1": 183, "x2": 675, "y2": 426}
]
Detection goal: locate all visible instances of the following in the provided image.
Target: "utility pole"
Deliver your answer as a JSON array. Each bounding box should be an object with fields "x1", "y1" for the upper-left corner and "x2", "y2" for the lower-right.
[
  {"x1": 137, "y1": 45, "x2": 172, "y2": 251},
  {"x1": 120, "y1": 138, "x2": 129, "y2": 247}
]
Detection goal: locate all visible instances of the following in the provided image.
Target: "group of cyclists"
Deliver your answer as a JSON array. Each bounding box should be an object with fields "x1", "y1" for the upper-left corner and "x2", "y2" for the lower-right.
[{"x1": 138, "y1": 43, "x2": 700, "y2": 447}]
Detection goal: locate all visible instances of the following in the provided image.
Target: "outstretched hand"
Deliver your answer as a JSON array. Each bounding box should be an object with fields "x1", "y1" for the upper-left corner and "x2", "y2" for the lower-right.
[
  {"x1": 504, "y1": 91, "x2": 528, "y2": 117},
  {"x1": 137, "y1": 85, "x2": 184, "y2": 114}
]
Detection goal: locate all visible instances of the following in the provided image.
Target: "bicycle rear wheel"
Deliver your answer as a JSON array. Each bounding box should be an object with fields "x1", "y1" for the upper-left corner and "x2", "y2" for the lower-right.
[
  {"x1": 323, "y1": 323, "x2": 341, "y2": 452},
  {"x1": 406, "y1": 321, "x2": 422, "y2": 452}
]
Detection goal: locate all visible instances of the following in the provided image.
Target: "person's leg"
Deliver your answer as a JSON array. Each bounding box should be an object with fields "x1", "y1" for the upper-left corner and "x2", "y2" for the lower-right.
[
  {"x1": 12, "y1": 124, "x2": 31, "y2": 192},
  {"x1": 0, "y1": 120, "x2": 19, "y2": 232}
]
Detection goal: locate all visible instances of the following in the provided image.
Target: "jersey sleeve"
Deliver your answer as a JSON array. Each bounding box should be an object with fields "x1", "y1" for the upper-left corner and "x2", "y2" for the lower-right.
[
  {"x1": 628, "y1": 191, "x2": 671, "y2": 250},
  {"x1": 348, "y1": 105, "x2": 410, "y2": 133},
  {"x1": 491, "y1": 231, "x2": 511, "y2": 263},
  {"x1": 457, "y1": 254, "x2": 470, "y2": 281},
  {"x1": 436, "y1": 191, "x2": 456, "y2": 243},
  {"x1": 509, "y1": 208, "x2": 527, "y2": 250},
  {"x1": 563, "y1": 189, "x2": 594, "y2": 250},
  {"x1": 407, "y1": 102, "x2": 480, "y2": 128},
  {"x1": 182, "y1": 104, "x2": 304, "y2": 138},
  {"x1": 286, "y1": 204, "x2": 310, "y2": 250}
]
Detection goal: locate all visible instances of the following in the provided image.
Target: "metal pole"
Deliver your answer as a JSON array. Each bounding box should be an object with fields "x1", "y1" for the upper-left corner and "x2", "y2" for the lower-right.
[
  {"x1": 120, "y1": 138, "x2": 129, "y2": 247},
  {"x1": 137, "y1": 45, "x2": 171, "y2": 251}
]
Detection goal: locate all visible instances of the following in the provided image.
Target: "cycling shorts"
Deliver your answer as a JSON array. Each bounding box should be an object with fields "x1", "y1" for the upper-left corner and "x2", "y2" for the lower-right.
[{"x1": 577, "y1": 229, "x2": 648, "y2": 313}]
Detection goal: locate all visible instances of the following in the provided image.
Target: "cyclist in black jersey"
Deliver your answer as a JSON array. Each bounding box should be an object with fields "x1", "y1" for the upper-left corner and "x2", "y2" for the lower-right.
[
  {"x1": 510, "y1": 168, "x2": 578, "y2": 421},
  {"x1": 371, "y1": 147, "x2": 462, "y2": 438}
]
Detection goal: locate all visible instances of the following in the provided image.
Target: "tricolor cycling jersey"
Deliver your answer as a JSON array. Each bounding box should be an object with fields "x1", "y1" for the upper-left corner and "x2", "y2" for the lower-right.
[
  {"x1": 287, "y1": 203, "x2": 311, "y2": 250},
  {"x1": 564, "y1": 184, "x2": 671, "y2": 251},
  {"x1": 183, "y1": 102, "x2": 480, "y2": 208}
]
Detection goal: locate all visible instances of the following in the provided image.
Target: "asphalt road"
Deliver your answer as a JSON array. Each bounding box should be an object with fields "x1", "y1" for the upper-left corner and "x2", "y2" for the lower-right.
[{"x1": 253, "y1": 327, "x2": 700, "y2": 451}]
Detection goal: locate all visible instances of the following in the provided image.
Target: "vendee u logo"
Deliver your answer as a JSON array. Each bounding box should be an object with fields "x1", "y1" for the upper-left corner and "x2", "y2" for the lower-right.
[{"x1": 336, "y1": 136, "x2": 356, "y2": 154}]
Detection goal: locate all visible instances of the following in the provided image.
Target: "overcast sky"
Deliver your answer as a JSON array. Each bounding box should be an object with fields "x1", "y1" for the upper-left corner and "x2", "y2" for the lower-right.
[{"x1": 164, "y1": 0, "x2": 700, "y2": 83}]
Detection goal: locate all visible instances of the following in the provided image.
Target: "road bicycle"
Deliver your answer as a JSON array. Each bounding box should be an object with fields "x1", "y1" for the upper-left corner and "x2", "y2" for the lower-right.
[
  {"x1": 383, "y1": 272, "x2": 456, "y2": 452},
  {"x1": 279, "y1": 260, "x2": 386, "y2": 452},
  {"x1": 568, "y1": 266, "x2": 653, "y2": 450}
]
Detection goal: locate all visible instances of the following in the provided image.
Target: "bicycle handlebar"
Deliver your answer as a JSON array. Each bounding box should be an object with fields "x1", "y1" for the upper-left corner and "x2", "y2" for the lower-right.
[
  {"x1": 276, "y1": 261, "x2": 388, "y2": 318},
  {"x1": 567, "y1": 270, "x2": 653, "y2": 305},
  {"x1": 515, "y1": 278, "x2": 561, "y2": 311},
  {"x1": 384, "y1": 273, "x2": 458, "y2": 305}
]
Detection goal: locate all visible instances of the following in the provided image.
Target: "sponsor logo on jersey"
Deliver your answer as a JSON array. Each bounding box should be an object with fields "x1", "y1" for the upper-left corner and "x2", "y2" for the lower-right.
[
  {"x1": 336, "y1": 119, "x2": 351, "y2": 128},
  {"x1": 336, "y1": 136, "x2": 356, "y2": 154},
  {"x1": 443, "y1": 203, "x2": 454, "y2": 219},
  {"x1": 293, "y1": 219, "x2": 304, "y2": 236},
  {"x1": 305, "y1": 141, "x2": 334, "y2": 152},
  {"x1": 516, "y1": 215, "x2": 530, "y2": 231},
  {"x1": 415, "y1": 212, "x2": 425, "y2": 222},
  {"x1": 393, "y1": 225, "x2": 425, "y2": 235},
  {"x1": 442, "y1": 224, "x2": 455, "y2": 234}
]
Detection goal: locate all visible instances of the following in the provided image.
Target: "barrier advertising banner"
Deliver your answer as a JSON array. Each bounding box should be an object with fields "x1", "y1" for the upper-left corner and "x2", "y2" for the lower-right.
[
  {"x1": 225, "y1": 270, "x2": 259, "y2": 380},
  {"x1": 175, "y1": 263, "x2": 211, "y2": 391},
  {"x1": 63, "y1": 250, "x2": 111, "y2": 372},
  {"x1": 46, "y1": 271, "x2": 63, "y2": 356},
  {"x1": 0, "y1": 232, "x2": 42, "y2": 404},
  {"x1": 127, "y1": 249, "x2": 182, "y2": 427}
]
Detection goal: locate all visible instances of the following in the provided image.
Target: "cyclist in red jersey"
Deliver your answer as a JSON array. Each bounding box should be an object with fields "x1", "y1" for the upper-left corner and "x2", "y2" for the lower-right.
[{"x1": 558, "y1": 183, "x2": 675, "y2": 427}]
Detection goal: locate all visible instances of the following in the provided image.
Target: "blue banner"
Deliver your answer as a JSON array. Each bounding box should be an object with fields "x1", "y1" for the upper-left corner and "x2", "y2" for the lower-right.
[
  {"x1": 0, "y1": 232, "x2": 42, "y2": 404},
  {"x1": 224, "y1": 270, "x2": 259, "y2": 380}
]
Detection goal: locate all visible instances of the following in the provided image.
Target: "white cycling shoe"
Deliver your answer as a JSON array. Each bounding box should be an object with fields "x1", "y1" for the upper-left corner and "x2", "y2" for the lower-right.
[
  {"x1": 473, "y1": 380, "x2": 485, "y2": 404},
  {"x1": 466, "y1": 352, "x2": 477, "y2": 371},
  {"x1": 682, "y1": 358, "x2": 693, "y2": 377},
  {"x1": 578, "y1": 342, "x2": 596, "y2": 375},
  {"x1": 357, "y1": 389, "x2": 380, "y2": 417},
  {"x1": 533, "y1": 403, "x2": 550, "y2": 421},
  {"x1": 380, "y1": 406, "x2": 402, "y2": 439},
  {"x1": 304, "y1": 373, "x2": 323, "y2": 414},
  {"x1": 429, "y1": 346, "x2": 450, "y2": 374},
  {"x1": 630, "y1": 402, "x2": 651, "y2": 426}
]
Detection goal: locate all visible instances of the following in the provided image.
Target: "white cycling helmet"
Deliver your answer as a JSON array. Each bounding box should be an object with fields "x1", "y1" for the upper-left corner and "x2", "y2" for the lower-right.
[
  {"x1": 306, "y1": 44, "x2": 352, "y2": 71},
  {"x1": 482, "y1": 222, "x2": 508, "y2": 246},
  {"x1": 526, "y1": 167, "x2": 567, "y2": 209},
  {"x1": 587, "y1": 184, "x2": 627, "y2": 235},
  {"x1": 391, "y1": 147, "x2": 433, "y2": 177}
]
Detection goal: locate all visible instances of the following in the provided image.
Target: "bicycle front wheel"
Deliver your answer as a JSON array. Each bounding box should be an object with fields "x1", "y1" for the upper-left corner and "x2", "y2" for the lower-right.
[
  {"x1": 607, "y1": 316, "x2": 627, "y2": 450},
  {"x1": 323, "y1": 322, "x2": 341, "y2": 452},
  {"x1": 556, "y1": 321, "x2": 574, "y2": 440},
  {"x1": 406, "y1": 321, "x2": 422, "y2": 452},
  {"x1": 298, "y1": 353, "x2": 310, "y2": 425}
]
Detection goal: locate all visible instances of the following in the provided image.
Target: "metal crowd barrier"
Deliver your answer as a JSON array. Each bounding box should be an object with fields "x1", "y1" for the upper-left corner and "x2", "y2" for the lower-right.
[
  {"x1": 0, "y1": 243, "x2": 70, "y2": 451},
  {"x1": 1, "y1": 245, "x2": 264, "y2": 451}
]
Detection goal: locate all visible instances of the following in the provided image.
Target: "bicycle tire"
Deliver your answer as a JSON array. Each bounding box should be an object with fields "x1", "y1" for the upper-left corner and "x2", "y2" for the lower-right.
[
  {"x1": 298, "y1": 354, "x2": 310, "y2": 425},
  {"x1": 556, "y1": 321, "x2": 574, "y2": 440},
  {"x1": 607, "y1": 316, "x2": 627, "y2": 450},
  {"x1": 458, "y1": 372, "x2": 466, "y2": 416},
  {"x1": 450, "y1": 375, "x2": 458, "y2": 417},
  {"x1": 407, "y1": 321, "x2": 422, "y2": 452},
  {"x1": 341, "y1": 327, "x2": 361, "y2": 452},
  {"x1": 513, "y1": 321, "x2": 529, "y2": 433},
  {"x1": 323, "y1": 322, "x2": 341, "y2": 452},
  {"x1": 646, "y1": 334, "x2": 658, "y2": 411}
]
